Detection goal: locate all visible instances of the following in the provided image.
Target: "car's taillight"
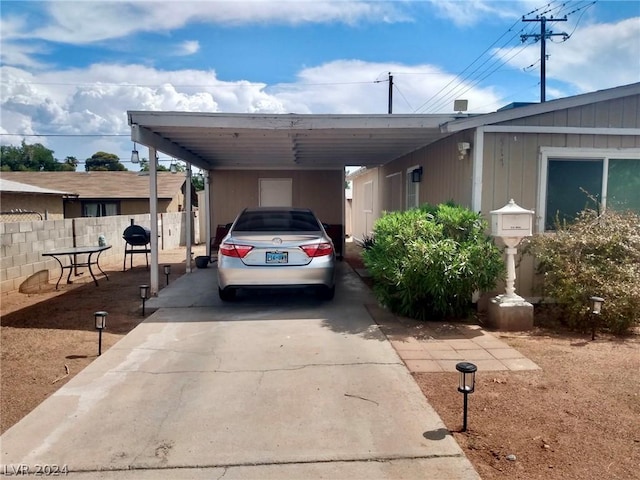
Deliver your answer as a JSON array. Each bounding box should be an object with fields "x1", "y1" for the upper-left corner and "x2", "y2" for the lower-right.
[
  {"x1": 300, "y1": 243, "x2": 333, "y2": 258},
  {"x1": 219, "y1": 243, "x2": 253, "y2": 258}
]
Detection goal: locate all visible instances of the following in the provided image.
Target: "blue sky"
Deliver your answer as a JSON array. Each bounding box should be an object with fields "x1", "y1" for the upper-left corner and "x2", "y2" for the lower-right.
[{"x1": 1, "y1": 0, "x2": 639, "y2": 170}]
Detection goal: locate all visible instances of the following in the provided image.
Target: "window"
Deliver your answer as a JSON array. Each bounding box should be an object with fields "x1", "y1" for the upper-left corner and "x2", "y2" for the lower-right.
[
  {"x1": 82, "y1": 201, "x2": 119, "y2": 217},
  {"x1": 539, "y1": 148, "x2": 640, "y2": 231},
  {"x1": 406, "y1": 166, "x2": 419, "y2": 209}
]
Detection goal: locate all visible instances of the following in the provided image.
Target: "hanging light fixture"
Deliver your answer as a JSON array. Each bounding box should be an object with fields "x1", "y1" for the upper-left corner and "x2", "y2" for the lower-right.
[
  {"x1": 169, "y1": 159, "x2": 178, "y2": 173},
  {"x1": 131, "y1": 143, "x2": 140, "y2": 164}
]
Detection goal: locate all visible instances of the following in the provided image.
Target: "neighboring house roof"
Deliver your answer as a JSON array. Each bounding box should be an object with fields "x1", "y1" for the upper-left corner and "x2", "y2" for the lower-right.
[
  {"x1": 0, "y1": 172, "x2": 185, "y2": 200},
  {"x1": 0, "y1": 178, "x2": 76, "y2": 196},
  {"x1": 443, "y1": 82, "x2": 640, "y2": 133}
]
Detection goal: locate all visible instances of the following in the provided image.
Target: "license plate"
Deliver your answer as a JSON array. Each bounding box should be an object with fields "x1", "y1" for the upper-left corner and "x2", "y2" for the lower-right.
[{"x1": 266, "y1": 251, "x2": 288, "y2": 264}]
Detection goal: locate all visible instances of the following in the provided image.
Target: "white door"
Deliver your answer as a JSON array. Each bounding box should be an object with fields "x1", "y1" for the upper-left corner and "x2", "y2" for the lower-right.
[{"x1": 259, "y1": 178, "x2": 292, "y2": 206}]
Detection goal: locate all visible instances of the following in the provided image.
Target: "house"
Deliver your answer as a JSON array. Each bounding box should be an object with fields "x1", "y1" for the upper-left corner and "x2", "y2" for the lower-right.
[
  {"x1": 0, "y1": 178, "x2": 76, "y2": 221},
  {"x1": 0, "y1": 171, "x2": 191, "y2": 218},
  {"x1": 126, "y1": 83, "x2": 639, "y2": 295},
  {"x1": 348, "y1": 82, "x2": 640, "y2": 299}
]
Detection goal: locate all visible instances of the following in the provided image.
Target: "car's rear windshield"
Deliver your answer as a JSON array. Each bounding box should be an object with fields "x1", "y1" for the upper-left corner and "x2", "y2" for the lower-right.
[{"x1": 233, "y1": 211, "x2": 321, "y2": 232}]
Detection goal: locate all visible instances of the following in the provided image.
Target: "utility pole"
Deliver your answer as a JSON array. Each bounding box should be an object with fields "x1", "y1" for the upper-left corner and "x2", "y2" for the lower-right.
[
  {"x1": 388, "y1": 73, "x2": 393, "y2": 114},
  {"x1": 521, "y1": 15, "x2": 568, "y2": 102}
]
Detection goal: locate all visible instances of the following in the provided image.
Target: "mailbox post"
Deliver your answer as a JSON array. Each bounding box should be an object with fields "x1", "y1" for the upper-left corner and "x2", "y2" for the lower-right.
[{"x1": 488, "y1": 199, "x2": 535, "y2": 330}]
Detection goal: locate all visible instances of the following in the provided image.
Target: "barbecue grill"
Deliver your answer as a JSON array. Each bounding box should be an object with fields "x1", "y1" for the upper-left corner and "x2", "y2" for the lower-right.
[{"x1": 122, "y1": 221, "x2": 151, "y2": 271}]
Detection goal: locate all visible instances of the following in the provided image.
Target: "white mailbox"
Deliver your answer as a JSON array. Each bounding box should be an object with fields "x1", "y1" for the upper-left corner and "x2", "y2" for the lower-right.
[{"x1": 491, "y1": 199, "x2": 534, "y2": 238}]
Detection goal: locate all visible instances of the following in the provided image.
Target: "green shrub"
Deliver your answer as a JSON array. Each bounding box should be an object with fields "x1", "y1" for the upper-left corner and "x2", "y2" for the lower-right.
[
  {"x1": 523, "y1": 208, "x2": 640, "y2": 335},
  {"x1": 362, "y1": 203, "x2": 504, "y2": 320}
]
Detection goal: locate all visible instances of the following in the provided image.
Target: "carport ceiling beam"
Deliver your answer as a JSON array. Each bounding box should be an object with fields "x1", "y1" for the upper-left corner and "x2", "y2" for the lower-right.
[{"x1": 131, "y1": 125, "x2": 208, "y2": 169}]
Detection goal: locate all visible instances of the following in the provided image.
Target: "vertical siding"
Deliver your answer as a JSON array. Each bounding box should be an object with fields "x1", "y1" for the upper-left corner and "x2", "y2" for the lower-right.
[
  {"x1": 209, "y1": 169, "x2": 343, "y2": 230},
  {"x1": 349, "y1": 168, "x2": 380, "y2": 241}
]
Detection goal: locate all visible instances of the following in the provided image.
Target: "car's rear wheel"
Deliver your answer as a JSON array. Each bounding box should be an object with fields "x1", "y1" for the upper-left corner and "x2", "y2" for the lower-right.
[
  {"x1": 317, "y1": 285, "x2": 335, "y2": 301},
  {"x1": 219, "y1": 287, "x2": 237, "y2": 301}
]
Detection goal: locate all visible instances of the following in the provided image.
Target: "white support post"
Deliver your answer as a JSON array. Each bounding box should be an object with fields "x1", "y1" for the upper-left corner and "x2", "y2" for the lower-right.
[
  {"x1": 185, "y1": 163, "x2": 192, "y2": 273},
  {"x1": 149, "y1": 147, "x2": 159, "y2": 296}
]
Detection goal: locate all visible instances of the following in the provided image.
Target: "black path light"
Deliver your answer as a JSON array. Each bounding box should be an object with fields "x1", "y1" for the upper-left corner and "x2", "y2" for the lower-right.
[
  {"x1": 589, "y1": 296, "x2": 605, "y2": 340},
  {"x1": 164, "y1": 264, "x2": 171, "y2": 286},
  {"x1": 456, "y1": 362, "x2": 477, "y2": 432},
  {"x1": 140, "y1": 284, "x2": 150, "y2": 316},
  {"x1": 94, "y1": 311, "x2": 108, "y2": 356}
]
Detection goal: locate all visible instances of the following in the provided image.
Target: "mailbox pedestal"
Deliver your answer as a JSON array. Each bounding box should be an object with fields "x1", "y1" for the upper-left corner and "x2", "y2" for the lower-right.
[{"x1": 488, "y1": 199, "x2": 535, "y2": 331}]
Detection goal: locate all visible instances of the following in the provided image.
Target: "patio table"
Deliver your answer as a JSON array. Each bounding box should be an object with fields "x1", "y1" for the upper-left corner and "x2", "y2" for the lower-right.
[{"x1": 42, "y1": 245, "x2": 111, "y2": 289}]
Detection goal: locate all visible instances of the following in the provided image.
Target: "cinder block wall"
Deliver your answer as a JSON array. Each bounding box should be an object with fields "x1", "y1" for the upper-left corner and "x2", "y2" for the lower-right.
[{"x1": 0, "y1": 212, "x2": 199, "y2": 295}]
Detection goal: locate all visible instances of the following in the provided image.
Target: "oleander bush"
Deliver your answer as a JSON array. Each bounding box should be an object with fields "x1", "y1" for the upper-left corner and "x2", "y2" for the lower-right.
[
  {"x1": 523, "y1": 208, "x2": 640, "y2": 335},
  {"x1": 362, "y1": 203, "x2": 504, "y2": 320}
]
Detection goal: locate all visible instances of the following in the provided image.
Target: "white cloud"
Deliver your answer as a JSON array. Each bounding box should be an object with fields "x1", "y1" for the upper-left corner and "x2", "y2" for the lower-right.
[
  {"x1": 498, "y1": 16, "x2": 640, "y2": 94},
  {"x1": 270, "y1": 60, "x2": 503, "y2": 114},
  {"x1": 176, "y1": 40, "x2": 200, "y2": 56},
  {"x1": 426, "y1": 0, "x2": 520, "y2": 27},
  {"x1": 4, "y1": 1, "x2": 410, "y2": 46}
]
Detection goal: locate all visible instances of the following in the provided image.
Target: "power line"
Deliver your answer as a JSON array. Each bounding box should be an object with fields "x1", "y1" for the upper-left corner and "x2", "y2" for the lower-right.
[{"x1": 0, "y1": 133, "x2": 129, "y2": 137}]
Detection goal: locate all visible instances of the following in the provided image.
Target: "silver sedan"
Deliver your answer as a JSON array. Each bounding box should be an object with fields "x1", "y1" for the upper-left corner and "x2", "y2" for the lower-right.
[{"x1": 217, "y1": 207, "x2": 336, "y2": 301}]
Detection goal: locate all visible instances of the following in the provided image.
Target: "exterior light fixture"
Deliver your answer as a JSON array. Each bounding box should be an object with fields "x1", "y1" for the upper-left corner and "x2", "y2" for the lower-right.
[
  {"x1": 457, "y1": 142, "x2": 471, "y2": 160},
  {"x1": 411, "y1": 166, "x2": 423, "y2": 183},
  {"x1": 169, "y1": 160, "x2": 178, "y2": 174},
  {"x1": 131, "y1": 143, "x2": 140, "y2": 164},
  {"x1": 94, "y1": 311, "x2": 108, "y2": 356},
  {"x1": 456, "y1": 361, "x2": 477, "y2": 432},
  {"x1": 140, "y1": 284, "x2": 150, "y2": 316},
  {"x1": 589, "y1": 296, "x2": 605, "y2": 340},
  {"x1": 164, "y1": 264, "x2": 171, "y2": 285}
]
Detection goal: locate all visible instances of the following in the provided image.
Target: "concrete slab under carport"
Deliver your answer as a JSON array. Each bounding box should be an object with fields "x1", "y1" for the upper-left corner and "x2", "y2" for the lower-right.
[{"x1": 0, "y1": 262, "x2": 479, "y2": 479}]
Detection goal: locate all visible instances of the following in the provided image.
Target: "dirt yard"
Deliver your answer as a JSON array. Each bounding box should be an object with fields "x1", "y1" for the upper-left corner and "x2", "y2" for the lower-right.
[{"x1": 1, "y1": 242, "x2": 639, "y2": 480}]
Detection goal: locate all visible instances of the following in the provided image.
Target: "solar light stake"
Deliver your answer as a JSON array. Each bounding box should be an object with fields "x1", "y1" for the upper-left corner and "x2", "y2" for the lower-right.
[
  {"x1": 456, "y1": 362, "x2": 477, "y2": 432},
  {"x1": 589, "y1": 296, "x2": 605, "y2": 340},
  {"x1": 94, "y1": 311, "x2": 108, "y2": 356},
  {"x1": 140, "y1": 284, "x2": 150, "y2": 316},
  {"x1": 164, "y1": 264, "x2": 171, "y2": 286}
]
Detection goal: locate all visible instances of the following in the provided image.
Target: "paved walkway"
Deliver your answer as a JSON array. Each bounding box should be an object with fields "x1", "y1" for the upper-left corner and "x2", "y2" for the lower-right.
[{"x1": 364, "y1": 303, "x2": 540, "y2": 373}]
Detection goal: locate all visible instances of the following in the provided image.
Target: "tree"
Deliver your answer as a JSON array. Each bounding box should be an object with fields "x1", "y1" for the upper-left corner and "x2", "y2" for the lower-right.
[
  {"x1": 0, "y1": 140, "x2": 60, "y2": 171},
  {"x1": 59, "y1": 156, "x2": 78, "y2": 171},
  {"x1": 139, "y1": 158, "x2": 169, "y2": 172},
  {"x1": 85, "y1": 152, "x2": 127, "y2": 171}
]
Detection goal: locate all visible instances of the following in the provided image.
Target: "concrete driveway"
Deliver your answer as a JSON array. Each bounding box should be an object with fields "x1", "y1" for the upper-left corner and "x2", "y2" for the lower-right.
[{"x1": 1, "y1": 262, "x2": 479, "y2": 479}]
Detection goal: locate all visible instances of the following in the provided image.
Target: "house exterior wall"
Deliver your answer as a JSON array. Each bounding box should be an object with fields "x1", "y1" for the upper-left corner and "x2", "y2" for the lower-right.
[
  {"x1": 480, "y1": 95, "x2": 640, "y2": 299},
  {"x1": 62, "y1": 198, "x2": 178, "y2": 218},
  {"x1": 349, "y1": 94, "x2": 640, "y2": 301},
  {"x1": 209, "y1": 169, "x2": 344, "y2": 227},
  {"x1": 0, "y1": 193, "x2": 65, "y2": 220}
]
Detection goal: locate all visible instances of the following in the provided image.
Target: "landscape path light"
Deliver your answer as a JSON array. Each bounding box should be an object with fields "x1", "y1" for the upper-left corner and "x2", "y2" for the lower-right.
[
  {"x1": 140, "y1": 284, "x2": 150, "y2": 316},
  {"x1": 589, "y1": 296, "x2": 605, "y2": 341},
  {"x1": 94, "y1": 311, "x2": 108, "y2": 356},
  {"x1": 456, "y1": 362, "x2": 477, "y2": 432},
  {"x1": 164, "y1": 264, "x2": 171, "y2": 286}
]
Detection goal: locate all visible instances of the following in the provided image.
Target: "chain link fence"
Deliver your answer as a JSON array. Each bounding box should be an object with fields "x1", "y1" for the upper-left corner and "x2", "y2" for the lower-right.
[{"x1": 0, "y1": 210, "x2": 44, "y2": 222}]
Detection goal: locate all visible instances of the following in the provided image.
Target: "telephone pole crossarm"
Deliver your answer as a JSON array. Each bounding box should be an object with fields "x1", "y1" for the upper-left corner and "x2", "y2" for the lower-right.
[{"x1": 521, "y1": 15, "x2": 568, "y2": 102}]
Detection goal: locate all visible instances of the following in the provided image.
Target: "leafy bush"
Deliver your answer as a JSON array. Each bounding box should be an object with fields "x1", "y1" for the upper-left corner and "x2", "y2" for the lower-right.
[
  {"x1": 362, "y1": 203, "x2": 504, "y2": 320},
  {"x1": 523, "y1": 208, "x2": 640, "y2": 335},
  {"x1": 360, "y1": 233, "x2": 376, "y2": 250}
]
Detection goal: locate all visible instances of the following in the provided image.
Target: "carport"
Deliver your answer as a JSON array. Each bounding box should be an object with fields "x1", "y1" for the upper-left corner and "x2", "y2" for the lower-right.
[{"x1": 127, "y1": 112, "x2": 459, "y2": 294}]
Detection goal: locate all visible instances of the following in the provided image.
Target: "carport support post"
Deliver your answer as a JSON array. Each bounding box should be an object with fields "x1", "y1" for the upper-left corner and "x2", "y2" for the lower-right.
[
  {"x1": 205, "y1": 171, "x2": 211, "y2": 258},
  {"x1": 149, "y1": 146, "x2": 160, "y2": 296},
  {"x1": 185, "y1": 163, "x2": 192, "y2": 273}
]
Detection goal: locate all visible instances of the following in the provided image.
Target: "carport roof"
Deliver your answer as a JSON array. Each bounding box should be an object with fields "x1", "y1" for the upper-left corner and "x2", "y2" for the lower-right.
[{"x1": 127, "y1": 112, "x2": 464, "y2": 171}]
